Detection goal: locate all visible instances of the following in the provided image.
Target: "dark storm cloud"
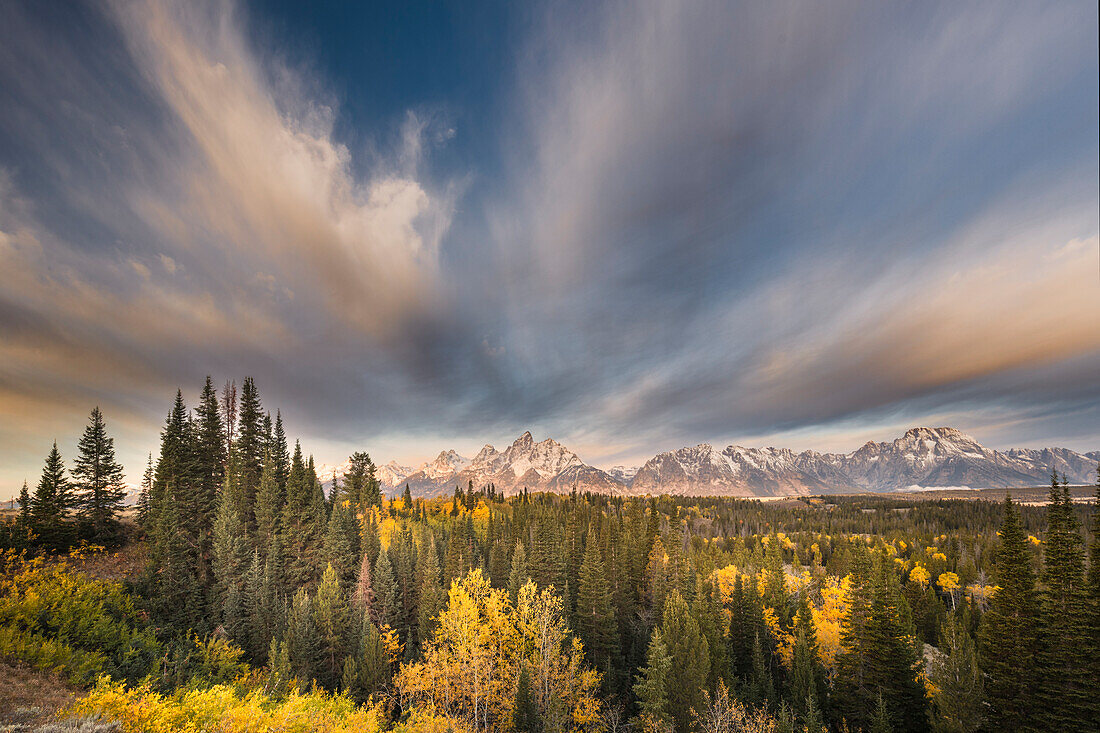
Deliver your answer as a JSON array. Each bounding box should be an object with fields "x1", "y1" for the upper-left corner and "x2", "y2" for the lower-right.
[{"x1": 0, "y1": 0, "x2": 1097, "y2": 490}]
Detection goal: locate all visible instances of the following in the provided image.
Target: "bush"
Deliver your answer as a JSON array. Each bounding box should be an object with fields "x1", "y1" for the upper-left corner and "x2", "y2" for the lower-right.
[
  {"x1": 69, "y1": 677, "x2": 385, "y2": 733},
  {"x1": 0, "y1": 550, "x2": 160, "y2": 683}
]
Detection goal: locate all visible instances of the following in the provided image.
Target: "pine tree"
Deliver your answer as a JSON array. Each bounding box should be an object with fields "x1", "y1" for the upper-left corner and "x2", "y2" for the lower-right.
[
  {"x1": 254, "y1": 450, "x2": 282, "y2": 547},
  {"x1": 509, "y1": 541, "x2": 529, "y2": 603},
  {"x1": 417, "y1": 536, "x2": 445, "y2": 647},
  {"x1": 271, "y1": 411, "x2": 290, "y2": 491},
  {"x1": 313, "y1": 563, "x2": 350, "y2": 689},
  {"x1": 789, "y1": 593, "x2": 826, "y2": 720},
  {"x1": 514, "y1": 665, "x2": 541, "y2": 733},
  {"x1": 633, "y1": 629, "x2": 673, "y2": 730},
  {"x1": 343, "y1": 608, "x2": 389, "y2": 701},
  {"x1": 281, "y1": 442, "x2": 321, "y2": 587},
  {"x1": 192, "y1": 376, "x2": 225, "y2": 581},
  {"x1": 234, "y1": 377, "x2": 265, "y2": 525},
  {"x1": 29, "y1": 441, "x2": 74, "y2": 548},
  {"x1": 17, "y1": 481, "x2": 30, "y2": 520},
  {"x1": 749, "y1": 631, "x2": 776, "y2": 709},
  {"x1": 212, "y1": 471, "x2": 251, "y2": 625},
  {"x1": 374, "y1": 545, "x2": 401, "y2": 630},
  {"x1": 928, "y1": 614, "x2": 983, "y2": 733},
  {"x1": 834, "y1": 552, "x2": 928, "y2": 733},
  {"x1": 324, "y1": 497, "x2": 361, "y2": 589},
  {"x1": 72, "y1": 406, "x2": 127, "y2": 540},
  {"x1": 979, "y1": 496, "x2": 1041, "y2": 731},
  {"x1": 576, "y1": 528, "x2": 620, "y2": 680},
  {"x1": 1037, "y1": 475, "x2": 1094, "y2": 730},
  {"x1": 285, "y1": 587, "x2": 318, "y2": 688},
  {"x1": 137, "y1": 454, "x2": 154, "y2": 530},
  {"x1": 660, "y1": 590, "x2": 709, "y2": 733}
]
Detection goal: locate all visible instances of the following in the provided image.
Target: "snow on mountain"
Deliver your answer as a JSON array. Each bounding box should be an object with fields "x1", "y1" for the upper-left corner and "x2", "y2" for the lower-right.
[
  {"x1": 607, "y1": 465, "x2": 640, "y2": 483},
  {"x1": 385, "y1": 432, "x2": 619, "y2": 497},
  {"x1": 630, "y1": 427, "x2": 1097, "y2": 496},
  {"x1": 321, "y1": 427, "x2": 1095, "y2": 499},
  {"x1": 378, "y1": 461, "x2": 414, "y2": 487}
]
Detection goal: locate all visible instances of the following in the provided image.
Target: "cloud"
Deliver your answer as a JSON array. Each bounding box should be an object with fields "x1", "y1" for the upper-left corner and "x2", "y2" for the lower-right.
[{"x1": 0, "y1": 0, "x2": 1097, "y2": 491}]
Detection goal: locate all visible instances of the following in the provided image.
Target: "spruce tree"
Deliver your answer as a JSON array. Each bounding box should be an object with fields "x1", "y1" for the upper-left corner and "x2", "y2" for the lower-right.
[
  {"x1": 343, "y1": 607, "x2": 389, "y2": 701},
  {"x1": 1038, "y1": 476, "x2": 1094, "y2": 730},
  {"x1": 514, "y1": 665, "x2": 541, "y2": 733},
  {"x1": 72, "y1": 406, "x2": 126, "y2": 540},
  {"x1": 324, "y1": 497, "x2": 361, "y2": 588},
  {"x1": 234, "y1": 377, "x2": 265, "y2": 524},
  {"x1": 281, "y1": 442, "x2": 320, "y2": 587},
  {"x1": 29, "y1": 441, "x2": 74, "y2": 548},
  {"x1": 212, "y1": 470, "x2": 251, "y2": 625},
  {"x1": 286, "y1": 587, "x2": 318, "y2": 687},
  {"x1": 192, "y1": 376, "x2": 225, "y2": 581},
  {"x1": 17, "y1": 480, "x2": 30, "y2": 521},
  {"x1": 509, "y1": 541, "x2": 529, "y2": 603},
  {"x1": 313, "y1": 563, "x2": 350, "y2": 689},
  {"x1": 928, "y1": 614, "x2": 983, "y2": 733},
  {"x1": 417, "y1": 536, "x2": 445, "y2": 645},
  {"x1": 979, "y1": 496, "x2": 1041, "y2": 732},
  {"x1": 660, "y1": 590, "x2": 709, "y2": 733},
  {"x1": 271, "y1": 411, "x2": 290, "y2": 491},
  {"x1": 137, "y1": 454, "x2": 154, "y2": 530},
  {"x1": 254, "y1": 450, "x2": 282, "y2": 546},
  {"x1": 633, "y1": 629, "x2": 673, "y2": 730},
  {"x1": 374, "y1": 546, "x2": 401, "y2": 630},
  {"x1": 576, "y1": 528, "x2": 620, "y2": 677}
]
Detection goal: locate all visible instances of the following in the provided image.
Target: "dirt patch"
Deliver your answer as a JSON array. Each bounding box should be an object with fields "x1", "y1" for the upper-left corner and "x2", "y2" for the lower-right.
[{"x1": 0, "y1": 660, "x2": 79, "y2": 727}]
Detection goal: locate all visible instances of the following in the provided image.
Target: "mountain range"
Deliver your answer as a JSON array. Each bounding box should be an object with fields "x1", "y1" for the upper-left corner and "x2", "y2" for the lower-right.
[{"x1": 319, "y1": 427, "x2": 1098, "y2": 498}]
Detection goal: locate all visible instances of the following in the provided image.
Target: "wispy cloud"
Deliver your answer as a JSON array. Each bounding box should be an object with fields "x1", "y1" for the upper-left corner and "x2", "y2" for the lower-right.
[{"x1": 0, "y1": 0, "x2": 1096, "y2": 490}]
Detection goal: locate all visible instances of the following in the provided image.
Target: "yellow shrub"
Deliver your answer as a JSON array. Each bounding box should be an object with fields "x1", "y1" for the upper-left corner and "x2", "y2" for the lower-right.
[{"x1": 70, "y1": 677, "x2": 385, "y2": 733}]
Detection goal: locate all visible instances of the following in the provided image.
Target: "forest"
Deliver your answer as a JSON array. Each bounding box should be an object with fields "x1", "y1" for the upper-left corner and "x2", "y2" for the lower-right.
[{"x1": 2, "y1": 377, "x2": 1099, "y2": 733}]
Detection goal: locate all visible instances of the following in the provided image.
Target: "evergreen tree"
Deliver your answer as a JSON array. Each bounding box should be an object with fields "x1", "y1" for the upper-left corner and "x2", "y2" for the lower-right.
[
  {"x1": 749, "y1": 631, "x2": 776, "y2": 709},
  {"x1": 509, "y1": 541, "x2": 529, "y2": 603},
  {"x1": 514, "y1": 665, "x2": 540, "y2": 733},
  {"x1": 17, "y1": 480, "x2": 30, "y2": 521},
  {"x1": 272, "y1": 411, "x2": 290, "y2": 491},
  {"x1": 324, "y1": 496, "x2": 361, "y2": 588},
  {"x1": 191, "y1": 376, "x2": 225, "y2": 582},
  {"x1": 137, "y1": 454, "x2": 154, "y2": 530},
  {"x1": 72, "y1": 406, "x2": 127, "y2": 540},
  {"x1": 281, "y1": 442, "x2": 321, "y2": 587},
  {"x1": 374, "y1": 545, "x2": 400, "y2": 630},
  {"x1": 313, "y1": 563, "x2": 351, "y2": 689},
  {"x1": 343, "y1": 608, "x2": 390, "y2": 701},
  {"x1": 254, "y1": 450, "x2": 282, "y2": 547},
  {"x1": 576, "y1": 528, "x2": 620, "y2": 678},
  {"x1": 928, "y1": 614, "x2": 983, "y2": 733},
  {"x1": 29, "y1": 441, "x2": 74, "y2": 548},
  {"x1": 417, "y1": 536, "x2": 445, "y2": 646},
  {"x1": 660, "y1": 590, "x2": 709, "y2": 733},
  {"x1": 979, "y1": 496, "x2": 1041, "y2": 732},
  {"x1": 1037, "y1": 475, "x2": 1094, "y2": 730},
  {"x1": 633, "y1": 629, "x2": 673, "y2": 730},
  {"x1": 285, "y1": 587, "x2": 318, "y2": 687},
  {"x1": 212, "y1": 470, "x2": 251, "y2": 625},
  {"x1": 234, "y1": 377, "x2": 265, "y2": 524}
]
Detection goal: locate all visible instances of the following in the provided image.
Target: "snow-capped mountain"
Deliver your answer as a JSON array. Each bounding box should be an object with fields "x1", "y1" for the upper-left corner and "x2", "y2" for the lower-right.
[
  {"x1": 607, "y1": 465, "x2": 641, "y2": 483},
  {"x1": 383, "y1": 432, "x2": 621, "y2": 497},
  {"x1": 630, "y1": 427, "x2": 1098, "y2": 496},
  {"x1": 322, "y1": 427, "x2": 1094, "y2": 498},
  {"x1": 377, "y1": 461, "x2": 414, "y2": 487}
]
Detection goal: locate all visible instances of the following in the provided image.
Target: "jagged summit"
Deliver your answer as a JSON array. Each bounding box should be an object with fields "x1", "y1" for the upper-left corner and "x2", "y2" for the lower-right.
[{"x1": 344, "y1": 426, "x2": 1095, "y2": 499}]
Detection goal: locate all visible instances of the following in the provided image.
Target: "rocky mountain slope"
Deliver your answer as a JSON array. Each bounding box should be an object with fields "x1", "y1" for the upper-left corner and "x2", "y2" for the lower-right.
[
  {"x1": 388, "y1": 431, "x2": 621, "y2": 497},
  {"x1": 629, "y1": 427, "x2": 1098, "y2": 496},
  {"x1": 322, "y1": 427, "x2": 1095, "y2": 498}
]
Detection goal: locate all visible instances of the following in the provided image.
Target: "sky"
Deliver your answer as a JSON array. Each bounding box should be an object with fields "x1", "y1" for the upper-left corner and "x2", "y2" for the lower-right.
[{"x1": 1, "y1": 0, "x2": 1098, "y2": 496}]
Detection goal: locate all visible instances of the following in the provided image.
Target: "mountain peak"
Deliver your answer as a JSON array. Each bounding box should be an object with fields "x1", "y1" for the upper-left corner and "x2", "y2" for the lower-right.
[{"x1": 514, "y1": 430, "x2": 534, "y2": 447}]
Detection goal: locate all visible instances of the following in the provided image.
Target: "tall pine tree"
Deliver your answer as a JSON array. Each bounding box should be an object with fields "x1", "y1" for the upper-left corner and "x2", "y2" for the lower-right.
[{"x1": 72, "y1": 406, "x2": 126, "y2": 540}]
